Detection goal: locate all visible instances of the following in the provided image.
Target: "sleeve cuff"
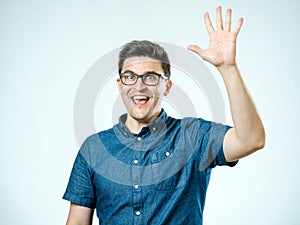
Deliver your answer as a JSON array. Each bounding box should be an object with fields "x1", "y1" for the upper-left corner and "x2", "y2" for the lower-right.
[{"x1": 62, "y1": 192, "x2": 96, "y2": 209}]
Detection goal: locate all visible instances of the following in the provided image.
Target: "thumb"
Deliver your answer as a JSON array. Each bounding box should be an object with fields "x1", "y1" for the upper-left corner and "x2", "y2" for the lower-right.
[{"x1": 187, "y1": 45, "x2": 206, "y2": 57}]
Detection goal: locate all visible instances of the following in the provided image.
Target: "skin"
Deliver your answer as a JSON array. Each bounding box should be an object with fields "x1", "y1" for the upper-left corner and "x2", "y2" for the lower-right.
[
  {"x1": 187, "y1": 6, "x2": 265, "y2": 161},
  {"x1": 117, "y1": 56, "x2": 172, "y2": 133},
  {"x1": 65, "y1": 203, "x2": 94, "y2": 225},
  {"x1": 65, "y1": 6, "x2": 265, "y2": 224}
]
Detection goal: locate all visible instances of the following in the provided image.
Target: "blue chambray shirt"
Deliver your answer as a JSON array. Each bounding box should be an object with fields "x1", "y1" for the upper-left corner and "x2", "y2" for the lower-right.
[{"x1": 63, "y1": 109, "x2": 237, "y2": 225}]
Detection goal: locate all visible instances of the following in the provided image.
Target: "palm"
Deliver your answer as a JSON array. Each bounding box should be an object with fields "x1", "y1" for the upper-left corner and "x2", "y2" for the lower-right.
[{"x1": 188, "y1": 7, "x2": 243, "y2": 67}]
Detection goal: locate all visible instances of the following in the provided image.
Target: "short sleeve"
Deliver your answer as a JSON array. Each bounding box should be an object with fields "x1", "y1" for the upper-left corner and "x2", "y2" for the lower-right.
[
  {"x1": 62, "y1": 141, "x2": 96, "y2": 208},
  {"x1": 197, "y1": 119, "x2": 238, "y2": 171}
]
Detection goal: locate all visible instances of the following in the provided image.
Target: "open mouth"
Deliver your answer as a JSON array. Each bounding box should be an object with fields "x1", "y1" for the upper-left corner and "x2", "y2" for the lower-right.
[{"x1": 132, "y1": 95, "x2": 150, "y2": 105}]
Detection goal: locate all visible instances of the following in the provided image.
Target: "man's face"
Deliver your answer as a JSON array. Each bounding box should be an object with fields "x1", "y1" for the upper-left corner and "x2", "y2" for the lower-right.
[{"x1": 117, "y1": 56, "x2": 172, "y2": 123}]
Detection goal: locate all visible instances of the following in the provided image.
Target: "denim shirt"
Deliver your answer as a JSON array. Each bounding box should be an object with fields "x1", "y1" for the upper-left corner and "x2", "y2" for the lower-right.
[{"x1": 63, "y1": 109, "x2": 237, "y2": 225}]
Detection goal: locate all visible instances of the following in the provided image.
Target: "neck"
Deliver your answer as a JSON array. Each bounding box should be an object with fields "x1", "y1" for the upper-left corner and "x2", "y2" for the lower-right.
[{"x1": 125, "y1": 109, "x2": 162, "y2": 134}]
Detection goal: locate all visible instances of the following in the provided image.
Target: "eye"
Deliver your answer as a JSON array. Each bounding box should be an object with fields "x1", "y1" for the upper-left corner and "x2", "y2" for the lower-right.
[
  {"x1": 123, "y1": 72, "x2": 136, "y2": 80},
  {"x1": 144, "y1": 73, "x2": 158, "y2": 81}
]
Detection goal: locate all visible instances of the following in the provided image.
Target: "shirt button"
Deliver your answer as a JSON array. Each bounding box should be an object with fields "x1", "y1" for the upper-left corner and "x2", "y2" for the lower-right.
[
  {"x1": 165, "y1": 151, "x2": 171, "y2": 157},
  {"x1": 134, "y1": 184, "x2": 139, "y2": 189},
  {"x1": 135, "y1": 211, "x2": 141, "y2": 216},
  {"x1": 133, "y1": 159, "x2": 139, "y2": 164},
  {"x1": 137, "y1": 136, "x2": 142, "y2": 141}
]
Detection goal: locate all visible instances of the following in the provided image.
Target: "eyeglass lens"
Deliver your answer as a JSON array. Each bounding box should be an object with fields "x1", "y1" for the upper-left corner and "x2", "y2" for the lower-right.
[{"x1": 121, "y1": 72, "x2": 160, "y2": 86}]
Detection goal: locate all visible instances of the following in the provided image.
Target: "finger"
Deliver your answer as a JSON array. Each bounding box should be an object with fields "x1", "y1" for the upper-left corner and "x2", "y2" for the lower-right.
[
  {"x1": 187, "y1": 45, "x2": 206, "y2": 58},
  {"x1": 204, "y1": 12, "x2": 214, "y2": 33},
  {"x1": 233, "y1": 17, "x2": 244, "y2": 36},
  {"x1": 216, "y1": 6, "x2": 223, "y2": 30},
  {"x1": 224, "y1": 8, "x2": 232, "y2": 31}
]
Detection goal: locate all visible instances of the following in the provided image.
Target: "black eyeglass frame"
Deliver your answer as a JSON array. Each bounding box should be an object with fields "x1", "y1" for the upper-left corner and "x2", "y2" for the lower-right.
[{"x1": 119, "y1": 71, "x2": 169, "y2": 86}]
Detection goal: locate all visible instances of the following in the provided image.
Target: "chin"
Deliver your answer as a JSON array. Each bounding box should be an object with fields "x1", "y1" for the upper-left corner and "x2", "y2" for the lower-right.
[
  {"x1": 130, "y1": 109, "x2": 153, "y2": 122},
  {"x1": 131, "y1": 112, "x2": 150, "y2": 121}
]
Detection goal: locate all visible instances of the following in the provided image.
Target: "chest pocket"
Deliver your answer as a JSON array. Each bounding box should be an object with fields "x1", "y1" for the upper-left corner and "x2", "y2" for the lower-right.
[{"x1": 151, "y1": 151, "x2": 187, "y2": 191}]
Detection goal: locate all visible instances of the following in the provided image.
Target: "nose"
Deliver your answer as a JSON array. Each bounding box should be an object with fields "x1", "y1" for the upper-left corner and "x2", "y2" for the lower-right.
[{"x1": 134, "y1": 76, "x2": 147, "y2": 90}]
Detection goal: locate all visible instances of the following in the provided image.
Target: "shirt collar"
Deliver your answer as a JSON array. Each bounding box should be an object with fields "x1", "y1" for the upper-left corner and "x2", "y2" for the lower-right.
[{"x1": 116, "y1": 108, "x2": 168, "y2": 137}]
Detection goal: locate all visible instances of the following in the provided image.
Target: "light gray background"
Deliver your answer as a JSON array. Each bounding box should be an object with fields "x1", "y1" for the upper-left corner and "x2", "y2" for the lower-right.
[{"x1": 1, "y1": 0, "x2": 299, "y2": 224}]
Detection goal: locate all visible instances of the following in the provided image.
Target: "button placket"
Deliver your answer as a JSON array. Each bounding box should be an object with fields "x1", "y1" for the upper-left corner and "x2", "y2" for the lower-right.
[{"x1": 132, "y1": 152, "x2": 142, "y2": 224}]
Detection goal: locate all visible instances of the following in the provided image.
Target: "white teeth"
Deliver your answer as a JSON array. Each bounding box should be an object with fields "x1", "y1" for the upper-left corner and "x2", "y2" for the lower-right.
[{"x1": 133, "y1": 96, "x2": 148, "y2": 100}]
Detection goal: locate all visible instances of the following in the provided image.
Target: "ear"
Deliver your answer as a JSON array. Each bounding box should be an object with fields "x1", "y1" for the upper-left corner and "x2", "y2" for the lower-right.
[
  {"x1": 117, "y1": 78, "x2": 122, "y2": 92},
  {"x1": 163, "y1": 80, "x2": 172, "y2": 96}
]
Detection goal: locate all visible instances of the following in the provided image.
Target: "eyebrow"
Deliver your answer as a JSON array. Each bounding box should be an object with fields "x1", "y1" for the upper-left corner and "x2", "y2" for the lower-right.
[
  {"x1": 121, "y1": 70, "x2": 161, "y2": 75},
  {"x1": 121, "y1": 70, "x2": 135, "y2": 74}
]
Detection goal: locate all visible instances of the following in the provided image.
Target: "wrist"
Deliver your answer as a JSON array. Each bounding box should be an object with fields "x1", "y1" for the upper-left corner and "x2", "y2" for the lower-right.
[
  {"x1": 216, "y1": 64, "x2": 238, "y2": 73},
  {"x1": 217, "y1": 64, "x2": 240, "y2": 79}
]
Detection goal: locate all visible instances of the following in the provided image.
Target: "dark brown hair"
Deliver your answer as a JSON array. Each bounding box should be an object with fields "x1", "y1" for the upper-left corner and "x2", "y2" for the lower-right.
[{"x1": 118, "y1": 40, "x2": 171, "y2": 78}]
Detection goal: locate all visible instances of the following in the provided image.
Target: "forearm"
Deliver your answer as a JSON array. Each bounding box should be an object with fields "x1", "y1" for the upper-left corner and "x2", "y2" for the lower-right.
[
  {"x1": 66, "y1": 203, "x2": 94, "y2": 225},
  {"x1": 218, "y1": 65, "x2": 265, "y2": 151}
]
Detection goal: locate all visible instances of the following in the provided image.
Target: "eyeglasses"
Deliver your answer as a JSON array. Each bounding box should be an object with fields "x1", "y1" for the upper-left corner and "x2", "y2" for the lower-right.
[{"x1": 119, "y1": 71, "x2": 169, "y2": 86}]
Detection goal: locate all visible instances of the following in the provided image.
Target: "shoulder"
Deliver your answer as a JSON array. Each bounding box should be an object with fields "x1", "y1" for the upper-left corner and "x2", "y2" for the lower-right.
[
  {"x1": 179, "y1": 116, "x2": 210, "y2": 130},
  {"x1": 79, "y1": 127, "x2": 114, "y2": 152},
  {"x1": 84, "y1": 127, "x2": 114, "y2": 142}
]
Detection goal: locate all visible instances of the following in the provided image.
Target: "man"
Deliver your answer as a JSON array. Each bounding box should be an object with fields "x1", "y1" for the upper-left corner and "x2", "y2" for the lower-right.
[{"x1": 63, "y1": 6, "x2": 265, "y2": 225}]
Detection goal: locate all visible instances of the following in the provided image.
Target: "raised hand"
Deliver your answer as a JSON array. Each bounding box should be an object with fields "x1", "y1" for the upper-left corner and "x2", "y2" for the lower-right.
[{"x1": 187, "y1": 6, "x2": 243, "y2": 68}]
